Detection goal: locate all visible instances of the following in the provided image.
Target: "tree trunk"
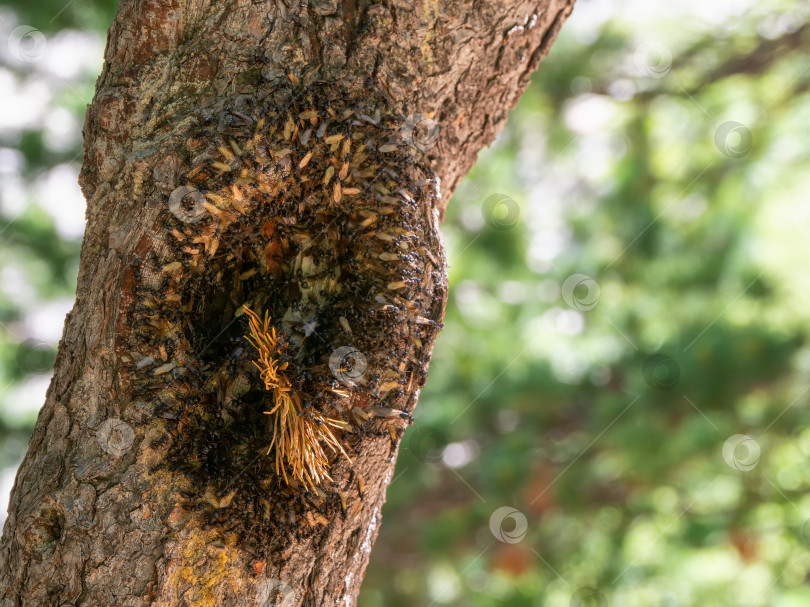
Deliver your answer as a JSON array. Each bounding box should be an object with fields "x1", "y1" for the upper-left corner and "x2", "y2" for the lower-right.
[{"x1": 0, "y1": 1, "x2": 573, "y2": 605}]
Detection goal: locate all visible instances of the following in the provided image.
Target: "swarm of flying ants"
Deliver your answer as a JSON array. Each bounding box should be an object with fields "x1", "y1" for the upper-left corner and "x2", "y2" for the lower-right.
[{"x1": 123, "y1": 84, "x2": 446, "y2": 498}]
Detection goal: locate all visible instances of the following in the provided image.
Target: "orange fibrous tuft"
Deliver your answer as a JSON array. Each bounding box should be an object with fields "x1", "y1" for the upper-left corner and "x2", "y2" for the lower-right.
[{"x1": 243, "y1": 306, "x2": 351, "y2": 490}]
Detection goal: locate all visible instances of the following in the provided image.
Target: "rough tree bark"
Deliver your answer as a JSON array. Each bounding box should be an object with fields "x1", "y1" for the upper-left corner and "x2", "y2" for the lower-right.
[{"x1": 0, "y1": 1, "x2": 573, "y2": 605}]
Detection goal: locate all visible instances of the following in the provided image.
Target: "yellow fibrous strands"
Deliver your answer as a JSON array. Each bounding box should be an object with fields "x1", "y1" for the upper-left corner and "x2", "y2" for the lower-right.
[{"x1": 243, "y1": 306, "x2": 351, "y2": 490}]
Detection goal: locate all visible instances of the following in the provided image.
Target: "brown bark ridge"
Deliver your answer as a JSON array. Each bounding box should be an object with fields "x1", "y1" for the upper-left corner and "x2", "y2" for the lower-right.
[{"x1": 0, "y1": 1, "x2": 574, "y2": 606}]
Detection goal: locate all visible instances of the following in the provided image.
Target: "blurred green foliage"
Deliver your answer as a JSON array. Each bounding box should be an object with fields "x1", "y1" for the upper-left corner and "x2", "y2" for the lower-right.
[
  {"x1": 2, "y1": 1, "x2": 810, "y2": 605},
  {"x1": 1, "y1": 0, "x2": 117, "y2": 32}
]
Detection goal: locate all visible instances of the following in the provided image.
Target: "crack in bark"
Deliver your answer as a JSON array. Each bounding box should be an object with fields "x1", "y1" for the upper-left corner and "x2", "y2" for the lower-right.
[{"x1": 342, "y1": 0, "x2": 357, "y2": 54}]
